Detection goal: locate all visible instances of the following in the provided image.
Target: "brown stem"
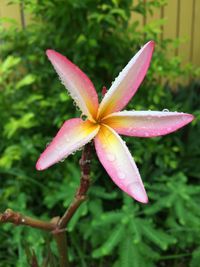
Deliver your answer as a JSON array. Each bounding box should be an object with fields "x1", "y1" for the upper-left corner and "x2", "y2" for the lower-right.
[
  {"x1": 52, "y1": 143, "x2": 92, "y2": 267},
  {"x1": 53, "y1": 231, "x2": 69, "y2": 267},
  {"x1": 58, "y1": 143, "x2": 92, "y2": 229},
  {"x1": 0, "y1": 209, "x2": 55, "y2": 231},
  {"x1": 30, "y1": 250, "x2": 40, "y2": 267}
]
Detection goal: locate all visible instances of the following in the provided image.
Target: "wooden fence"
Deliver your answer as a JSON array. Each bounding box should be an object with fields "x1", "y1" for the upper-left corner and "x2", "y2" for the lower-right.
[{"x1": 0, "y1": 0, "x2": 200, "y2": 67}]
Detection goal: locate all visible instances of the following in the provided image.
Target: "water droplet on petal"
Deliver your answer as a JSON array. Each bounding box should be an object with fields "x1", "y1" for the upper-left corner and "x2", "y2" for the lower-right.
[
  {"x1": 128, "y1": 182, "x2": 145, "y2": 198},
  {"x1": 64, "y1": 135, "x2": 70, "y2": 142},
  {"x1": 80, "y1": 113, "x2": 87, "y2": 121},
  {"x1": 107, "y1": 153, "x2": 115, "y2": 162},
  {"x1": 118, "y1": 171, "x2": 126, "y2": 179},
  {"x1": 181, "y1": 116, "x2": 187, "y2": 121},
  {"x1": 102, "y1": 143, "x2": 107, "y2": 149},
  {"x1": 163, "y1": 109, "x2": 169, "y2": 112}
]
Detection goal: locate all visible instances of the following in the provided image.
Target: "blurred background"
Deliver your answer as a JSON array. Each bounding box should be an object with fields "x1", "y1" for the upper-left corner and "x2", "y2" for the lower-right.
[{"x1": 0, "y1": 0, "x2": 200, "y2": 267}]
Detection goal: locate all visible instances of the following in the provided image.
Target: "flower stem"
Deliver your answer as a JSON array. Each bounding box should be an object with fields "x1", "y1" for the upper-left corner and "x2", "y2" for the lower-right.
[
  {"x1": 58, "y1": 143, "x2": 92, "y2": 228},
  {"x1": 52, "y1": 143, "x2": 92, "y2": 266},
  {"x1": 0, "y1": 209, "x2": 55, "y2": 231},
  {"x1": 53, "y1": 231, "x2": 69, "y2": 267}
]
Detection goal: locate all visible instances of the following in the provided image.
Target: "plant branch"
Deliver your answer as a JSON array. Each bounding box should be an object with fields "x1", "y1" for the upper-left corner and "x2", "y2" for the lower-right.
[
  {"x1": 51, "y1": 143, "x2": 92, "y2": 267},
  {"x1": 0, "y1": 208, "x2": 56, "y2": 231},
  {"x1": 58, "y1": 143, "x2": 92, "y2": 229},
  {"x1": 53, "y1": 231, "x2": 69, "y2": 267}
]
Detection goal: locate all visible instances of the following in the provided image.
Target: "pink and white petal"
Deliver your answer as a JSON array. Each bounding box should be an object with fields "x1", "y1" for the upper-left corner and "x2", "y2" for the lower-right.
[
  {"x1": 46, "y1": 50, "x2": 99, "y2": 120},
  {"x1": 97, "y1": 41, "x2": 154, "y2": 118},
  {"x1": 36, "y1": 118, "x2": 99, "y2": 170},
  {"x1": 94, "y1": 125, "x2": 148, "y2": 203},
  {"x1": 102, "y1": 111, "x2": 194, "y2": 137}
]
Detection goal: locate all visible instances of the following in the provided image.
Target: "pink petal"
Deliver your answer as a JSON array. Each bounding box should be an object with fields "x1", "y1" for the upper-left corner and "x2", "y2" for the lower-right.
[
  {"x1": 46, "y1": 50, "x2": 99, "y2": 120},
  {"x1": 36, "y1": 119, "x2": 99, "y2": 170},
  {"x1": 103, "y1": 111, "x2": 194, "y2": 137},
  {"x1": 97, "y1": 41, "x2": 154, "y2": 118},
  {"x1": 94, "y1": 125, "x2": 148, "y2": 203}
]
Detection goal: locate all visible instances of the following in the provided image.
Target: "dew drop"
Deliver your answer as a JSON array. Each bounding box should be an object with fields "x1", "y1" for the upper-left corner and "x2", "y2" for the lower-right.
[
  {"x1": 55, "y1": 144, "x2": 63, "y2": 153},
  {"x1": 102, "y1": 143, "x2": 107, "y2": 149},
  {"x1": 118, "y1": 171, "x2": 126, "y2": 179},
  {"x1": 107, "y1": 153, "x2": 115, "y2": 162},
  {"x1": 163, "y1": 109, "x2": 169, "y2": 112},
  {"x1": 128, "y1": 182, "x2": 145, "y2": 197},
  {"x1": 64, "y1": 135, "x2": 70, "y2": 142},
  {"x1": 181, "y1": 116, "x2": 187, "y2": 121},
  {"x1": 75, "y1": 105, "x2": 80, "y2": 111},
  {"x1": 80, "y1": 113, "x2": 87, "y2": 121}
]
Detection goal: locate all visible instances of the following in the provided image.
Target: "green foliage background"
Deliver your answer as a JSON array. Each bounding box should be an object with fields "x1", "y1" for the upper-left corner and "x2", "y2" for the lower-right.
[{"x1": 0, "y1": 0, "x2": 200, "y2": 266}]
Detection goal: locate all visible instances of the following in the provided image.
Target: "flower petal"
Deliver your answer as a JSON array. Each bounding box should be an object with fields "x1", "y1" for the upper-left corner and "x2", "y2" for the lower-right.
[
  {"x1": 94, "y1": 125, "x2": 148, "y2": 203},
  {"x1": 36, "y1": 119, "x2": 99, "y2": 170},
  {"x1": 97, "y1": 41, "x2": 154, "y2": 118},
  {"x1": 103, "y1": 111, "x2": 194, "y2": 137},
  {"x1": 46, "y1": 50, "x2": 99, "y2": 120}
]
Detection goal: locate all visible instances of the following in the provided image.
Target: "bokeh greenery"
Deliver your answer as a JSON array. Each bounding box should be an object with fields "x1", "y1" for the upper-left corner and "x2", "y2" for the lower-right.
[{"x1": 0, "y1": 0, "x2": 200, "y2": 266}]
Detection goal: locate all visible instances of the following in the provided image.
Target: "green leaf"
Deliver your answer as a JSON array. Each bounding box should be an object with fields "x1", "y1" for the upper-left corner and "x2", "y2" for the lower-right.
[
  {"x1": 0, "y1": 56, "x2": 21, "y2": 73},
  {"x1": 92, "y1": 225, "x2": 124, "y2": 258},
  {"x1": 140, "y1": 221, "x2": 176, "y2": 250},
  {"x1": 0, "y1": 145, "x2": 22, "y2": 169},
  {"x1": 16, "y1": 74, "x2": 36, "y2": 89},
  {"x1": 190, "y1": 247, "x2": 200, "y2": 267},
  {"x1": 4, "y1": 113, "x2": 37, "y2": 138}
]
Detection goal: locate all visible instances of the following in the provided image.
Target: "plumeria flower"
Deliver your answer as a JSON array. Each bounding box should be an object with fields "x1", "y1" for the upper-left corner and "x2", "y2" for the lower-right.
[{"x1": 36, "y1": 41, "x2": 194, "y2": 203}]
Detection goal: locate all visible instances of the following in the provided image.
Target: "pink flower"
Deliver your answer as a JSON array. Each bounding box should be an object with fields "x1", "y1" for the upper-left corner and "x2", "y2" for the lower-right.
[{"x1": 36, "y1": 41, "x2": 194, "y2": 203}]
